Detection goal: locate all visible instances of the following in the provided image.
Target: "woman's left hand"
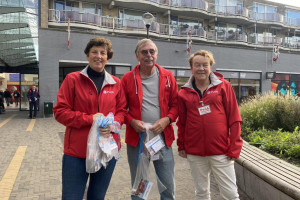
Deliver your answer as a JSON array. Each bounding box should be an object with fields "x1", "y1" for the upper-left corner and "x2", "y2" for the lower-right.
[{"x1": 99, "y1": 125, "x2": 112, "y2": 138}]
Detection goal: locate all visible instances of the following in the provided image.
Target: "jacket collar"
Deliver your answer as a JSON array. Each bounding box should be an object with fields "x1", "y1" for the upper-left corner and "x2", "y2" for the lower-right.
[{"x1": 80, "y1": 65, "x2": 116, "y2": 85}]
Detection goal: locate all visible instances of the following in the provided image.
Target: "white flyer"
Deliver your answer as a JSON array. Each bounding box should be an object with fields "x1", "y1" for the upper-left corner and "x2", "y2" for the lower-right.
[{"x1": 145, "y1": 135, "x2": 165, "y2": 156}]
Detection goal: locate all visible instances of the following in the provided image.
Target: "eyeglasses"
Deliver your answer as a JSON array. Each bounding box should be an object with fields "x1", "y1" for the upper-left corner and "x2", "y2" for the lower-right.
[{"x1": 140, "y1": 49, "x2": 156, "y2": 56}]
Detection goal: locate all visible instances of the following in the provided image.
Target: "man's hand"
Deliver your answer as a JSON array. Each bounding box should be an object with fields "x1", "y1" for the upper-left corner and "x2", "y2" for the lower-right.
[
  {"x1": 130, "y1": 119, "x2": 146, "y2": 133},
  {"x1": 149, "y1": 117, "x2": 170, "y2": 134},
  {"x1": 179, "y1": 150, "x2": 187, "y2": 158}
]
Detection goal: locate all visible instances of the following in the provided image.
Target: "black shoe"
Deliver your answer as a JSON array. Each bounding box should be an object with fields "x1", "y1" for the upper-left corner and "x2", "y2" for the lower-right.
[
  {"x1": 33, "y1": 117, "x2": 36, "y2": 119},
  {"x1": 28, "y1": 116, "x2": 32, "y2": 119}
]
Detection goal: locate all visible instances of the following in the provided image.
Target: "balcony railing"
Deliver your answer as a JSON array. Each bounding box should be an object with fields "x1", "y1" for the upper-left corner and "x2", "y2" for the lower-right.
[
  {"x1": 171, "y1": 0, "x2": 208, "y2": 10},
  {"x1": 286, "y1": 17, "x2": 300, "y2": 26},
  {"x1": 147, "y1": 0, "x2": 169, "y2": 6},
  {"x1": 251, "y1": 12, "x2": 284, "y2": 23},
  {"x1": 248, "y1": 33, "x2": 283, "y2": 46},
  {"x1": 209, "y1": 5, "x2": 248, "y2": 17},
  {"x1": 48, "y1": 9, "x2": 299, "y2": 50}
]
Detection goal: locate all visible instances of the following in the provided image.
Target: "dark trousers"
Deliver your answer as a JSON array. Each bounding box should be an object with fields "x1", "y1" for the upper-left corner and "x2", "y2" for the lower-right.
[
  {"x1": 29, "y1": 101, "x2": 37, "y2": 118},
  {"x1": 62, "y1": 154, "x2": 116, "y2": 200}
]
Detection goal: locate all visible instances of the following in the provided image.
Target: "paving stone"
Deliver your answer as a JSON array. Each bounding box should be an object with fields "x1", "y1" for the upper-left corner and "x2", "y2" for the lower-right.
[{"x1": 0, "y1": 111, "x2": 250, "y2": 200}]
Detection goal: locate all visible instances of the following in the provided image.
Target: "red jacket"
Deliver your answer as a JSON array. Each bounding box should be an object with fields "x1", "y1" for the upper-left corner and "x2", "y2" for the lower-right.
[
  {"x1": 121, "y1": 64, "x2": 178, "y2": 147},
  {"x1": 176, "y1": 72, "x2": 243, "y2": 159},
  {"x1": 53, "y1": 66, "x2": 127, "y2": 158}
]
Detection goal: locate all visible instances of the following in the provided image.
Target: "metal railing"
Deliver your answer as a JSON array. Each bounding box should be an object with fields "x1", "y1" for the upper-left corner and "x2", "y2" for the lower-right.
[
  {"x1": 48, "y1": 9, "x2": 299, "y2": 49},
  {"x1": 170, "y1": 0, "x2": 207, "y2": 10},
  {"x1": 208, "y1": 4, "x2": 248, "y2": 18},
  {"x1": 251, "y1": 12, "x2": 284, "y2": 23}
]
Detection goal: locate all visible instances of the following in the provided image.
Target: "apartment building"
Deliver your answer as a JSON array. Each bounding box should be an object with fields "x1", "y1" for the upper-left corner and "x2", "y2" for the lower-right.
[{"x1": 1, "y1": 0, "x2": 300, "y2": 112}]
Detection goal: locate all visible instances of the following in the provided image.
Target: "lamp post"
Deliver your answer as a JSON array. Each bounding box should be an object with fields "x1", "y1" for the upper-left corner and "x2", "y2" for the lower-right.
[{"x1": 142, "y1": 12, "x2": 154, "y2": 39}]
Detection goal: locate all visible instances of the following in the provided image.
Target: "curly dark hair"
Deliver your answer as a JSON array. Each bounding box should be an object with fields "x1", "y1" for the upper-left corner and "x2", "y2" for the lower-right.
[{"x1": 84, "y1": 37, "x2": 114, "y2": 59}]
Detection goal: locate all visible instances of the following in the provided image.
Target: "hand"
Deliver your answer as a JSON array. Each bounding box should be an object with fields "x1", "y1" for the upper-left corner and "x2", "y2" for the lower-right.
[
  {"x1": 149, "y1": 117, "x2": 169, "y2": 134},
  {"x1": 93, "y1": 113, "x2": 103, "y2": 121},
  {"x1": 99, "y1": 125, "x2": 112, "y2": 138},
  {"x1": 130, "y1": 119, "x2": 146, "y2": 133},
  {"x1": 179, "y1": 150, "x2": 187, "y2": 158}
]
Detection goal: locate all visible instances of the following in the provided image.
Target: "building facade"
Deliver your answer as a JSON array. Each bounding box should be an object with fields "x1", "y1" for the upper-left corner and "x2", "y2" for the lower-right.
[{"x1": 1, "y1": 0, "x2": 300, "y2": 113}]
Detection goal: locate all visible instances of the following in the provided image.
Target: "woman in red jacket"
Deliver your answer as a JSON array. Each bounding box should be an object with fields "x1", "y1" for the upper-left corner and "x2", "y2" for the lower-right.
[
  {"x1": 176, "y1": 50, "x2": 243, "y2": 200},
  {"x1": 53, "y1": 37, "x2": 126, "y2": 200}
]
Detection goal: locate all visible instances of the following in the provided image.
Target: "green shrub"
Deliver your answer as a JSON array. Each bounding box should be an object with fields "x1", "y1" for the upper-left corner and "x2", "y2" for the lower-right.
[
  {"x1": 240, "y1": 93, "x2": 300, "y2": 164},
  {"x1": 247, "y1": 127, "x2": 300, "y2": 163},
  {"x1": 240, "y1": 92, "x2": 300, "y2": 139}
]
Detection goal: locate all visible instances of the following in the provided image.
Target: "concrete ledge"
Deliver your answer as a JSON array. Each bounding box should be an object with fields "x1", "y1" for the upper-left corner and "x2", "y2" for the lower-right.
[{"x1": 235, "y1": 141, "x2": 300, "y2": 200}]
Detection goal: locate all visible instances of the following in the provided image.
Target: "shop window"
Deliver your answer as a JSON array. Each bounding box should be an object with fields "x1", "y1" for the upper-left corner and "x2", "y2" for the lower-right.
[
  {"x1": 271, "y1": 73, "x2": 300, "y2": 97},
  {"x1": 217, "y1": 70, "x2": 261, "y2": 103}
]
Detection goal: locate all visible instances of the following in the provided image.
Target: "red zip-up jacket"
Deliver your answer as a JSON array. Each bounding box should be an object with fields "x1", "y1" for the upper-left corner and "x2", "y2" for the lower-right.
[
  {"x1": 53, "y1": 66, "x2": 127, "y2": 158},
  {"x1": 176, "y1": 72, "x2": 243, "y2": 159},
  {"x1": 121, "y1": 64, "x2": 178, "y2": 147}
]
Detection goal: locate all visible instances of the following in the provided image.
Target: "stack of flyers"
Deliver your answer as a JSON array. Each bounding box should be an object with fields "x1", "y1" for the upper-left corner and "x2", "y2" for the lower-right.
[
  {"x1": 133, "y1": 179, "x2": 153, "y2": 200},
  {"x1": 145, "y1": 135, "x2": 165, "y2": 157}
]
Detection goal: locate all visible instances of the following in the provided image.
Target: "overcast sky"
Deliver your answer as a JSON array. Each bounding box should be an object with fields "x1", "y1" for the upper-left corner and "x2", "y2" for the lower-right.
[{"x1": 266, "y1": 0, "x2": 300, "y2": 8}]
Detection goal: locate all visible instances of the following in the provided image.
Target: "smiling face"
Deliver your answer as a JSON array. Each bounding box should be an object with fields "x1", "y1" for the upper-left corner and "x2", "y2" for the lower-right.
[
  {"x1": 136, "y1": 42, "x2": 157, "y2": 70},
  {"x1": 191, "y1": 55, "x2": 212, "y2": 83},
  {"x1": 86, "y1": 46, "x2": 108, "y2": 72}
]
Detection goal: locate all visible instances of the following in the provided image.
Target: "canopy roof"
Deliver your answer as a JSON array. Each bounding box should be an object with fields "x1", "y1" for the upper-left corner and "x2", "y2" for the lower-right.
[{"x1": 0, "y1": 2, "x2": 38, "y2": 72}]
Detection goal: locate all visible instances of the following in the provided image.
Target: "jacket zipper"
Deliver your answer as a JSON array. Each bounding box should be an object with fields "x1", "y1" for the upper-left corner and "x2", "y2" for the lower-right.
[{"x1": 68, "y1": 128, "x2": 73, "y2": 149}]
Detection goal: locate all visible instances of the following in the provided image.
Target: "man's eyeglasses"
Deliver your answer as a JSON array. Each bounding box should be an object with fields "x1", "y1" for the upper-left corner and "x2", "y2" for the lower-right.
[{"x1": 140, "y1": 49, "x2": 156, "y2": 56}]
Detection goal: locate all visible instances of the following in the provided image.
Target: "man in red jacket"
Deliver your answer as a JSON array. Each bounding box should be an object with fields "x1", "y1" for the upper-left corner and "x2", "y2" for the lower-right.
[
  {"x1": 121, "y1": 39, "x2": 178, "y2": 200},
  {"x1": 177, "y1": 50, "x2": 243, "y2": 200}
]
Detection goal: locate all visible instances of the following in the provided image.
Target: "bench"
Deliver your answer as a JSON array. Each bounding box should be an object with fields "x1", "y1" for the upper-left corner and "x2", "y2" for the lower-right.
[{"x1": 235, "y1": 141, "x2": 300, "y2": 200}]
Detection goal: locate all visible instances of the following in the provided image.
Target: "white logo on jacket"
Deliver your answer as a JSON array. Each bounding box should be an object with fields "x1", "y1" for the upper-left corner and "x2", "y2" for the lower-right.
[
  {"x1": 207, "y1": 91, "x2": 218, "y2": 94},
  {"x1": 103, "y1": 90, "x2": 114, "y2": 94}
]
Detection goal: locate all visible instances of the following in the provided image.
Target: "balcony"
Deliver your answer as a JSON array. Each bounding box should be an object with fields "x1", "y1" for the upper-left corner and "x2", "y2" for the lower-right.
[
  {"x1": 209, "y1": 4, "x2": 249, "y2": 18},
  {"x1": 48, "y1": 9, "x2": 299, "y2": 50},
  {"x1": 286, "y1": 17, "x2": 300, "y2": 27},
  {"x1": 170, "y1": 0, "x2": 208, "y2": 10},
  {"x1": 251, "y1": 12, "x2": 284, "y2": 23}
]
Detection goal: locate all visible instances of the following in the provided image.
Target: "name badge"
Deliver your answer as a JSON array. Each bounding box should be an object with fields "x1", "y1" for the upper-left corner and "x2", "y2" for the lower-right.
[{"x1": 198, "y1": 105, "x2": 211, "y2": 115}]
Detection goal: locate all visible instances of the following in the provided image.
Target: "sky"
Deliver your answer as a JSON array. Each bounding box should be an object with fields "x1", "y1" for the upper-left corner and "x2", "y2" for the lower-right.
[{"x1": 266, "y1": 0, "x2": 300, "y2": 8}]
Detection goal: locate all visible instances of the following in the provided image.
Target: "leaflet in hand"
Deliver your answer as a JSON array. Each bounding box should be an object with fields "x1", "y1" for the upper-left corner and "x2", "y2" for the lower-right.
[{"x1": 144, "y1": 135, "x2": 165, "y2": 157}]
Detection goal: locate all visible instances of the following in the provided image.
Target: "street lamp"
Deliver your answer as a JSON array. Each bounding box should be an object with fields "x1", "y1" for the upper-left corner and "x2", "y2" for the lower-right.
[{"x1": 142, "y1": 12, "x2": 154, "y2": 38}]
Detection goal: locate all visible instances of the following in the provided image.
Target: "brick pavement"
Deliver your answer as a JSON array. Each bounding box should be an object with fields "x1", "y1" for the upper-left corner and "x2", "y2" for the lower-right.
[{"x1": 0, "y1": 110, "x2": 250, "y2": 200}]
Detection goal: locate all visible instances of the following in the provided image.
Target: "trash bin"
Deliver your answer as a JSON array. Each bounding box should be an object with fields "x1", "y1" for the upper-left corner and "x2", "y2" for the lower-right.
[{"x1": 44, "y1": 101, "x2": 53, "y2": 117}]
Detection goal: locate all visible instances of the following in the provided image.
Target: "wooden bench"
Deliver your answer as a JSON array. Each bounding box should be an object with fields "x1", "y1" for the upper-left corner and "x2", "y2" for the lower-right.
[{"x1": 235, "y1": 141, "x2": 300, "y2": 200}]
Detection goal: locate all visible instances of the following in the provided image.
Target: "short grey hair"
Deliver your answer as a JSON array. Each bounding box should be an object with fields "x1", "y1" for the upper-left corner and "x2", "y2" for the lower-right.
[{"x1": 135, "y1": 38, "x2": 158, "y2": 55}]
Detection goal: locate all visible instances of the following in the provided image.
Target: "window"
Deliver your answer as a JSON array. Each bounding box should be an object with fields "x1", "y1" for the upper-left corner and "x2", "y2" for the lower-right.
[
  {"x1": 252, "y1": 3, "x2": 277, "y2": 21},
  {"x1": 215, "y1": 0, "x2": 243, "y2": 15},
  {"x1": 286, "y1": 10, "x2": 300, "y2": 26},
  {"x1": 217, "y1": 70, "x2": 261, "y2": 103},
  {"x1": 66, "y1": 1, "x2": 79, "y2": 11},
  {"x1": 271, "y1": 73, "x2": 300, "y2": 97}
]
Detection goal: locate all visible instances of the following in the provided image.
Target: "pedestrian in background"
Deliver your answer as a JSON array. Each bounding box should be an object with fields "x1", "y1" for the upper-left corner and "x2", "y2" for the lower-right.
[
  {"x1": 27, "y1": 85, "x2": 40, "y2": 119},
  {"x1": 121, "y1": 38, "x2": 178, "y2": 200},
  {"x1": 4, "y1": 89, "x2": 11, "y2": 107},
  {"x1": 13, "y1": 90, "x2": 20, "y2": 106},
  {"x1": 176, "y1": 50, "x2": 243, "y2": 200},
  {"x1": 53, "y1": 37, "x2": 127, "y2": 200}
]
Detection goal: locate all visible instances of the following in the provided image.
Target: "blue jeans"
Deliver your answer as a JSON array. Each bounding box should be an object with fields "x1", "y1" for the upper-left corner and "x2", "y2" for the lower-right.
[
  {"x1": 127, "y1": 143, "x2": 175, "y2": 200},
  {"x1": 62, "y1": 154, "x2": 116, "y2": 200},
  {"x1": 5, "y1": 97, "x2": 10, "y2": 106}
]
